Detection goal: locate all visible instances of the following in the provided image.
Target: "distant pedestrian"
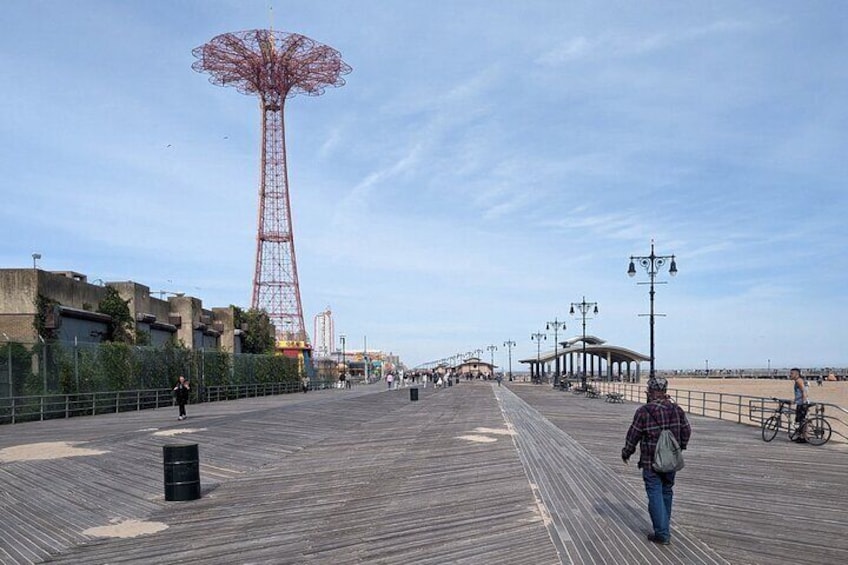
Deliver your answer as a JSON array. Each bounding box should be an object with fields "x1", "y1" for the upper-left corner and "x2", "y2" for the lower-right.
[
  {"x1": 301, "y1": 375, "x2": 309, "y2": 393},
  {"x1": 386, "y1": 373, "x2": 394, "y2": 390},
  {"x1": 173, "y1": 375, "x2": 190, "y2": 421},
  {"x1": 496, "y1": 374, "x2": 502, "y2": 387},
  {"x1": 621, "y1": 377, "x2": 691, "y2": 546}
]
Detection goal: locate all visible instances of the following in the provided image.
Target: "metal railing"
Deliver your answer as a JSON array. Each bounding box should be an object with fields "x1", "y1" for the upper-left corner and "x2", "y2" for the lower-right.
[
  {"x1": 594, "y1": 382, "x2": 848, "y2": 444},
  {"x1": 0, "y1": 379, "x2": 345, "y2": 425}
]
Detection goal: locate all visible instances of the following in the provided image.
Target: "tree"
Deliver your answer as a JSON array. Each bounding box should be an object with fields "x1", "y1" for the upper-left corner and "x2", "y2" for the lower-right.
[
  {"x1": 233, "y1": 307, "x2": 276, "y2": 354},
  {"x1": 97, "y1": 287, "x2": 134, "y2": 343}
]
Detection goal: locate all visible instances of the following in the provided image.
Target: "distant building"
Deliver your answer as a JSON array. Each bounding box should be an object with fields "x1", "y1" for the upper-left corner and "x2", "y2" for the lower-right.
[
  {"x1": 455, "y1": 357, "x2": 496, "y2": 378},
  {"x1": 0, "y1": 268, "x2": 244, "y2": 352},
  {"x1": 519, "y1": 336, "x2": 649, "y2": 382}
]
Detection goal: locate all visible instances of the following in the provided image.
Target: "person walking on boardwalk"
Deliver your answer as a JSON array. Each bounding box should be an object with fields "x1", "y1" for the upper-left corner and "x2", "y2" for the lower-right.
[
  {"x1": 386, "y1": 372, "x2": 394, "y2": 390},
  {"x1": 173, "y1": 375, "x2": 190, "y2": 421},
  {"x1": 621, "y1": 376, "x2": 691, "y2": 546},
  {"x1": 791, "y1": 368, "x2": 809, "y2": 441}
]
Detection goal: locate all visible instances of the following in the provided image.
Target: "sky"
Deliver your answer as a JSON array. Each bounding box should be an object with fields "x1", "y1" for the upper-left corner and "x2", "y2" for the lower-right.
[{"x1": 1, "y1": 1, "x2": 847, "y2": 371}]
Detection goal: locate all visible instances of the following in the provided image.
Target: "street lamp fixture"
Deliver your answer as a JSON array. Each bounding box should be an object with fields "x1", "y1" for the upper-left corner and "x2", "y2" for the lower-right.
[
  {"x1": 545, "y1": 318, "x2": 566, "y2": 387},
  {"x1": 627, "y1": 240, "x2": 678, "y2": 380},
  {"x1": 339, "y1": 334, "x2": 346, "y2": 380},
  {"x1": 32, "y1": 253, "x2": 41, "y2": 269},
  {"x1": 503, "y1": 340, "x2": 516, "y2": 381},
  {"x1": 530, "y1": 332, "x2": 546, "y2": 384},
  {"x1": 486, "y1": 344, "x2": 497, "y2": 378},
  {"x1": 570, "y1": 296, "x2": 599, "y2": 388}
]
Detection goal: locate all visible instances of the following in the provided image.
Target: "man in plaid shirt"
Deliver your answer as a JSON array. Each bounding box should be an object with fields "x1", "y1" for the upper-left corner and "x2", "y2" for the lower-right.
[{"x1": 621, "y1": 376, "x2": 691, "y2": 545}]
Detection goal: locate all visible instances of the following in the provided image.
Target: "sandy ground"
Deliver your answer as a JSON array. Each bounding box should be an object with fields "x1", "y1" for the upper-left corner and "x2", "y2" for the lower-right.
[
  {"x1": 667, "y1": 377, "x2": 848, "y2": 407},
  {"x1": 664, "y1": 378, "x2": 848, "y2": 443},
  {"x1": 0, "y1": 441, "x2": 109, "y2": 463},
  {"x1": 83, "y1": 519, "x2": 168, "y2": 539}
]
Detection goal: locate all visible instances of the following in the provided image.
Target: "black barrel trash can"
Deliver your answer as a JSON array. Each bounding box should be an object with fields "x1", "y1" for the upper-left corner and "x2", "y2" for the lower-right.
[
  {"x1": 410, "y1": 387, "x2": 419, "y2": 401},
  {"x1": 163, "y1": 443, "x2": 201, "y2": 501}
]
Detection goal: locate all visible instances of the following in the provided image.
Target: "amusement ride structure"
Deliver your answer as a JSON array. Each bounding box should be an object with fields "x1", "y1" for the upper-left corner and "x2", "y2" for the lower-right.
[{"x1": 192, "y1": 29, "x2": 351, "y2": 366}]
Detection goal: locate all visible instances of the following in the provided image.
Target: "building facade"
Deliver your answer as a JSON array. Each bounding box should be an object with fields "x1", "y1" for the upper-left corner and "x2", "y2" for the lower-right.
[{"x1": 0, "y1": 268, "x2": 243, "y2": 352}]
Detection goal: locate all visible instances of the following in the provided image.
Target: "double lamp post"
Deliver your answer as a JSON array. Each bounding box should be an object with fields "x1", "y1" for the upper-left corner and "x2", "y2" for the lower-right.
[{"x1": 628, "y1": 240, "x2": 677, "y2": 379}]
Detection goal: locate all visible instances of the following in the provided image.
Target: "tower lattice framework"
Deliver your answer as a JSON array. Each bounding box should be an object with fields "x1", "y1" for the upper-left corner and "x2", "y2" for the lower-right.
[{"x1": 192, "y1": 29, "x2": 350, "y2": 344}]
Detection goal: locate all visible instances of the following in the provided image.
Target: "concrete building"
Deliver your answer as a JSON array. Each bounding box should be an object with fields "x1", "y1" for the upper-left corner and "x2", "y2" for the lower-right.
[{"x1": 0, "y1": 268, "x2": 243, "y2": 352}]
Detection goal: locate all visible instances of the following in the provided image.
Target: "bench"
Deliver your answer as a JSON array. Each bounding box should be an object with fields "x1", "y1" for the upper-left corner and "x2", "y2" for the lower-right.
[
  {"x1": 605, "y1": 392, "x2": 624, "y2": 403},
  {"x1": 585, "y1": 387, "x2": 600, "y2": 399}
]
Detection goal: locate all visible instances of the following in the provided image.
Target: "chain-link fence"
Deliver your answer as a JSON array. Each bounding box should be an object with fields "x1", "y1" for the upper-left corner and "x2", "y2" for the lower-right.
[{"x1": 0, "y1": 339, "x2": 301, "y2": 413}]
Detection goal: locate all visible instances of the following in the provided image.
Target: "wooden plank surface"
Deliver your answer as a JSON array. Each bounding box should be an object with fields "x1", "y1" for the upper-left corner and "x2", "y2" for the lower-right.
[
  {"x1": 508, "y1": 383, "x2": 848, "y2": 565},
  {"x1": 1, "y1": 381, "x2": 844, "y2": 564}
]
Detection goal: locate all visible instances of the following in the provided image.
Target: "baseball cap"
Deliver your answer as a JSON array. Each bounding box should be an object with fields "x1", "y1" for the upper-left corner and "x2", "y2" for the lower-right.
[{"x1": 647, "y1": 376, "x2": 668, "y2": 392}]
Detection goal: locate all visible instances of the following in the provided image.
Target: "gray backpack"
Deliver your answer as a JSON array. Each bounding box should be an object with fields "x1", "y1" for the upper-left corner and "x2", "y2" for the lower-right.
[{"x1": 649, "y1": 409, "x2": 685, "y2": 473}]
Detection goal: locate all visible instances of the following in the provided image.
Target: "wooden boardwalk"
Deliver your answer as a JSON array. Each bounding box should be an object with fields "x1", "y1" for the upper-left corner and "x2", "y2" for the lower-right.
[{"x1": 0, "y1": 382, "x2": 845, "y2": 564}]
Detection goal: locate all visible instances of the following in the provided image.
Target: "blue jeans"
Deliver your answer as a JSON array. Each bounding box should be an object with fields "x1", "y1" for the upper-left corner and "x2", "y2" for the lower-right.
[{"x1": 642, "y1": 468, "x2": 675, "y2": 541}]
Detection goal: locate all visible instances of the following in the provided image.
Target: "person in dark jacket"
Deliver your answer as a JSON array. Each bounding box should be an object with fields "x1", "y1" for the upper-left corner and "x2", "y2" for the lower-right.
[
  {"x1": 173, "y1": 375, "x2": 190, "y2": 421},
  {"x1": 621, "y1": 376, "x2": 691, "y2": 546}
]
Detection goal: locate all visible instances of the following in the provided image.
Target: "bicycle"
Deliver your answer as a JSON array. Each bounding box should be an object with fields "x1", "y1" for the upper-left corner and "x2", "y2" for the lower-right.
[{"x1": 761, "y1": 398, "x2": 832, "y2": 446}]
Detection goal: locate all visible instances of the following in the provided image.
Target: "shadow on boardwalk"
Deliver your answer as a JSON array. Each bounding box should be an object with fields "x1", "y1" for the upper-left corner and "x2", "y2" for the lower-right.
[{"x1": 0, "y1": 382, "x2": 844, "y2": 564}]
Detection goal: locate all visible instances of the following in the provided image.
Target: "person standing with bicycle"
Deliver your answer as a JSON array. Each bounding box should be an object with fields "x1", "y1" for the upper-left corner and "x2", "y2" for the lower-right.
[
  {"x1": 792, "y1": 368, "x2": 809, "y2": 442},
  {"x1": 621, "y1": 377, "x2": 691, "y2": 546}
]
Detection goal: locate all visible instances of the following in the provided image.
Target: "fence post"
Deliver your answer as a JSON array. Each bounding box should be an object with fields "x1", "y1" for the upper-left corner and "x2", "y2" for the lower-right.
[
  {"x1": 74, "y1": 337, "x2": 80, "y2": 393},
  {"x1": 11, "y1": 396, "x2": 16, "y2": 424},
  {"x1": 115, "y1": 391, "x2": 120, "y2": 414},
  {"x1": 40, "y1": 396, "x2": 44, "y2": 421},
  {"x1": 719, "y1": 393, "x2": 723, "y2": 420},
  {"x1": 65, "y1": 395, "x2": 69, "y2": 419},
  {"x1": 137, "y1": 390, "x2": 141, "y2": 412}
]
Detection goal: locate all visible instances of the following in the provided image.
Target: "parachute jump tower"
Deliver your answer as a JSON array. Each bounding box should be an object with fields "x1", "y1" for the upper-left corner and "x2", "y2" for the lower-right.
[{"x1": 192, "y1": 29, "x2": 350, "y2": 367}]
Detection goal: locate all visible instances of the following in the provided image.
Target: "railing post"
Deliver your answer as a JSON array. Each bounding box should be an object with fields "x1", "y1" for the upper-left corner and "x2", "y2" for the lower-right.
[
  {"x1": 65, "y1": 395, "x2": 69, "y2": 419},
  {"x1": 11, "y1": 396, "x2": 16, "y2": 424},
  {"x1": 115, "y1": 391, "x2": 120, "y2": 414},
  {"x1": 40, "y1": 396, "x2": 44, "y2": 421},
  {"x1": 137, "y1": 390, "x2": 141, "y2": 412},
  {"x1": 719, "y1": 393, "x2": 723, "y2": 420}
]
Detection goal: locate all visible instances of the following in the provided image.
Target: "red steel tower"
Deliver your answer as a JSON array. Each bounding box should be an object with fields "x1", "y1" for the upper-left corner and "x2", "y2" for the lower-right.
[{"x1": 192, "y1": 29, "x2": 350, "y2": 354}]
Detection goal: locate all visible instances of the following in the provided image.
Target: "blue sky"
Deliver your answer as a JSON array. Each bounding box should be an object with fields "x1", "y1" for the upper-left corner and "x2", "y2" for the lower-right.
[{"x1": 1, "y1": 1, "x2": 846, "y2": 370}]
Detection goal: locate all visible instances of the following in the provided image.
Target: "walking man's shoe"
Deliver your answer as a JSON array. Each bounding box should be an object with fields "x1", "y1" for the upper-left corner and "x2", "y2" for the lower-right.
[{"x1": 647, "y1": 533, "x2": 670, "y2": 545}]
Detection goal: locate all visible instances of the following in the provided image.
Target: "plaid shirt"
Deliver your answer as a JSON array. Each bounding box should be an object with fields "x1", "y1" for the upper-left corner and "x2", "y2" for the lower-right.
[{"x1": 622, "y1": 398, "x2": 691, "y2": 469}]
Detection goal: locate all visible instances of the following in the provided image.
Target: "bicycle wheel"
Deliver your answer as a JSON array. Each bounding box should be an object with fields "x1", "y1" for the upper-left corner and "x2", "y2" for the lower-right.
[
  {"x1": 762, "y1": 416, "x2": 779, "y2": 442},
  {"x1": 802, "y1": 417, "x2": 832, "y2": 446}
]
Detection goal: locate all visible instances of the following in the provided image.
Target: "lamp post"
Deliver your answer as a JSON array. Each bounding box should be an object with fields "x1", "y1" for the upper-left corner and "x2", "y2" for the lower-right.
[
  {"x1": 545, "y1": 318, "x2": 566, "y2": 387},
  {"x1": 628, "y1": 240, "x2": 678, "y2": 380},
  {"x1": 531, "y1": 332, "x2": 546, "y2": 384},
  {"x1": 486, "y1": 344, "x2": 497, "y2": 379},
  {"x1": 503, "y1": 340, "x2": 516, "y2": 381},
  {"x1": 570, "y1": 296, "x2": 598, "y2": 388},
  {"x1": 32, "y1": 253, "x2": 41, "y2": 269},
  {"x1": 339, "y1": 334, "x2": 346, "y2": 382}
]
